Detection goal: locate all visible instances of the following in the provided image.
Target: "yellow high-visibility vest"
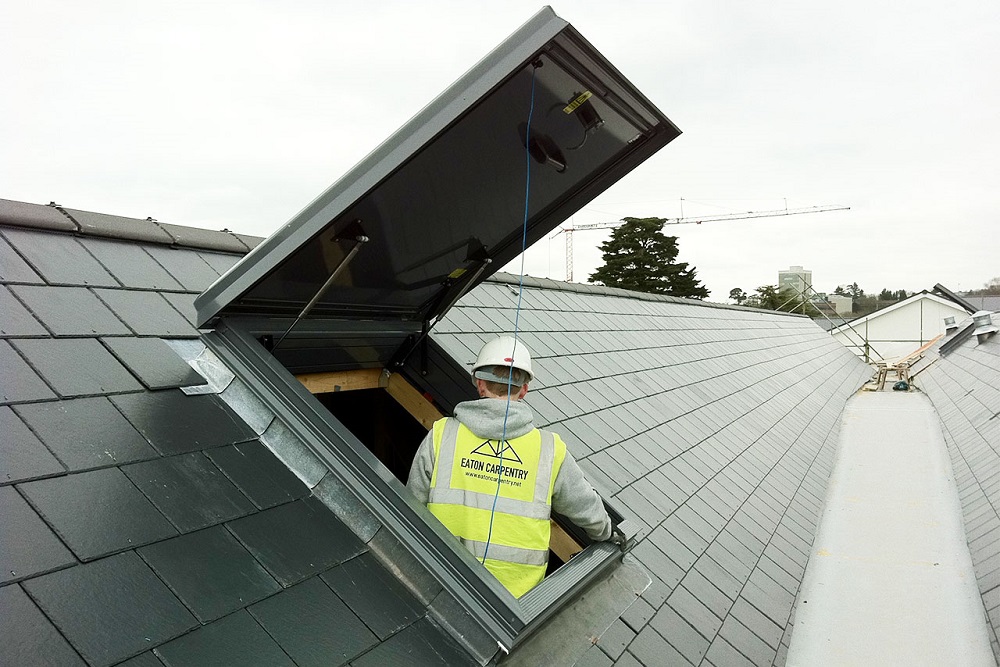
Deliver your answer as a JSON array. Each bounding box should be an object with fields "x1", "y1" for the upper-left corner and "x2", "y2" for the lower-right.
[{"x1": 428, "y1": 417, "x2": 567, "y2": 598}]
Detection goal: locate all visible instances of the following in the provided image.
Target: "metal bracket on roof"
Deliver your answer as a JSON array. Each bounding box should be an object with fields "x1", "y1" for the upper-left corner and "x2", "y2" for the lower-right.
[
  {"x1": 272, "y1": 222, "x2": 369, "y2": 350},
  {"x1": 612, "y1": 520, "x2": 640, "y2": 554},
  {"x1": 388, "y1": 248, "x2": 492, "y2": 373}
]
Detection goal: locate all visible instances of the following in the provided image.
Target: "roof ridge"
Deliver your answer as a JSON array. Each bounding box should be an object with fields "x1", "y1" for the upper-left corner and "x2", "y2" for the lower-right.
[
  {"x1": 0, "y1": 197, "x2": 263, "y2": 255},
  {"x1": 485, "y1": 271, "x2": 808, "y2": 317}
]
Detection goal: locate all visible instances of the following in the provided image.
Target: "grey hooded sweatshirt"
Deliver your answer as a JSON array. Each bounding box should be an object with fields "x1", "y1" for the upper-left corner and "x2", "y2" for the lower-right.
[{"x1": 407, "y1": 398, "x2": 612, "y2": 542}]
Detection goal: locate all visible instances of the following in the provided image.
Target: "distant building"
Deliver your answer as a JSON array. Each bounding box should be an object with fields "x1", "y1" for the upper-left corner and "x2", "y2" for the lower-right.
[
  {"x1": 779, "y1": 265, "x2": 812, "y2": 296},
  {"x1": 829, "y1": 291, "x2": 971, "y2": 362},
  {"x1": 827, "y1": 294, "x2": 853, "y2": 316}
]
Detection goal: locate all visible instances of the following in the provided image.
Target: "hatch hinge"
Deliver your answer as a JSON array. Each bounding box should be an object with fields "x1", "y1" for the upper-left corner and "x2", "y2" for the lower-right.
[{"x1": 272, "y1": 223, "x2": 369, "y2": 350}]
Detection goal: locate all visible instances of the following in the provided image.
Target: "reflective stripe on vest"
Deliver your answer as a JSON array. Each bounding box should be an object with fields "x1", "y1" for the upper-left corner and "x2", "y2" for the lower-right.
[
  {"x1": 427, "y1": 417, "x2": 565, "y2": 597},
  {"x1": 460, "y1": 538, "x2": 549, "y2": 566}
]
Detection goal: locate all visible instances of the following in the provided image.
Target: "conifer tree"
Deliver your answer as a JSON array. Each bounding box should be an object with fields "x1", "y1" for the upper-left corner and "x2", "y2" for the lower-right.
[{"x1": 588, "y1": 217, "x2": 709, "y2": 299}]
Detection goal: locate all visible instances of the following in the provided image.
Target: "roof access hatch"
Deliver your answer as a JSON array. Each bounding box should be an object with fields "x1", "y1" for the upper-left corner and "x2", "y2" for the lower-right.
[{"x1": 196, "y1": 6, "x2": 680, "y2": 331}]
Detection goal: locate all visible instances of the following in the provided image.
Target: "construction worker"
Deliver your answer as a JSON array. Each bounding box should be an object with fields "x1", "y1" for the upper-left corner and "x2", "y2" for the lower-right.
[{"x1": 407, "y1": 336, "x2": 612, "y2": 598}]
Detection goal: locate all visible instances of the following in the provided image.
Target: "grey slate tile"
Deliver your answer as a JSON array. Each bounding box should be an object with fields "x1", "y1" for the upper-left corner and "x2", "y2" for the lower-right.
[
  {"x1": 0, "y1": 227, "x2": 119, "y2": 287},
  {"x1": 19, "y1": 467, "x2": 177, "y2": 561},
  {"x1": 10, "y1": 285, "x2": 131, "y2": 336},
  {"x1": 63, "y1": 208, "x2": 174, "y2": 244},
  {"x1": 161, "y1": 292, "x2": 198, "y2": 326},
  {"x1": 143, "y1": 245, "x2": 220, "y2": 291},
  {"x1": 195, "y1": 250, "x2": 243, "y2": 273},
  {"x1": 23, "y1": 551, "x2": 197, "y2": 666},
  {"x1": 638, "y1": 565, "x2": 673, "y2": 609},
  {"x1": 610, "y1": 649, "x2": 645, "y2": 667},
  {"x1": 348, "y1": 618, "x2": 474, "y2": 667},
  {"x1": 648, "y1": 603, "x2": 710, "y2": 666},
  {"x1": 631, "y1": 540, "x2": 684, "y2": 590},
  {"x1": 15, "y1": 396, "x2": 157, "y2": 471},
  {"x1": 93, "y1": 289, "x2": 198, "y2": 337},
  {"x1": 756, "y1": 553, "x2": 800, "y2": 596},
  {"x1": 101, "y1": 337, "x2": 204, "y2": 390},
  {"x1": 0, "y1": 485, "x2": 75, "y2": 584},
  {"x1": 205, "y1": 440, "x2": 308, "y2": 510},
  {"x1": 78, "y1": 236, "x2": 185, "y2": 290},
  {"x1": 574, "y1": 645, "x2": 614, "y2": 667},
  {"x1": 703, "y1": 636, "x2": 755, "y2": 667},
  {"x1": 0, "y1": 340, "x2": 56, "y2": 404},
  {"x1": 124, "y1": 453, "x2": 254, "y2": 532},
  {"x1": 577, "y1": 458, "x2": 620, "y2": 497},
  {"x1": 662, "y1": 513, "x2": 710, "y2": 556},
  {"x1": 12, "y1": 338, "x2": 142, "y2": 397},
  {"x1": 647, "y1": 525, "x2": 698, "y2": 571},
  {"x1": 0, "y1": 405, "x2": 64, "y2": 484},
  {"x1": 248, "y1": 576, "x2": 378, "y2": 667},
  {"x1": 728, "y1": 597, "x2": 784, "y2": 651},
  {"x1": 740, "y1": 573, "x2": 794, "y2": 627},
  {"x1": 683, "y1": 566, "x2": 735, "y2": 619},
  {"x1": 667, "y1": 584, "x2": 723, "y2": 643},
  {"x1": 596, "y1": 618, "x2": 635, "y2": 660},
  {"x1": 139, "y1": 526, "x2": 281, "y2": 623},
  {"x1": 717, "y1": 615, "x2": 776, "y2": 667},
  {"x1": 621, "y1": 595, "x2": 656, "y2": 633},
  {"x1": 116, "y1": 652, "x2": 167, "y2": 667},
  {"x1": 0, "y1": 198, "x2": 77, "y2": 231},
  {"x1": 0, "y1": 286, "x2": 46, "y2": 336},
  {"x1": 228, "y1": 497, "x2": 367, "y2": 587},
  {"x1": 0, "y1": 235, "x2": 45, "y2": 284},
  {"x1": 714, "y1": 530, "x2": 759, "y2": 578},
  {"x1": 0, "y1": 582, "x2": 86, "y2": 666},
  {"x1": 615, "y1": 486, "x2": 666, "y2": 529},
  {"x1": 694, "y1": 553, "x2": 744, "y2": 602},
  {"x1": 154, "y1": 610, "x2": 295, "y2": 667},
  {"x1": 321, "y1": 552, "x2": 424, "y2": 640},
  {"x1": 590, "y1": 449, "x2": 636, "y2": 488},
  {"x1": 627, "y1": 625, "x2": 693, "y2": 667},
  {"x1": 111, "y1": 391, "x2": 257, "y2": 456}
]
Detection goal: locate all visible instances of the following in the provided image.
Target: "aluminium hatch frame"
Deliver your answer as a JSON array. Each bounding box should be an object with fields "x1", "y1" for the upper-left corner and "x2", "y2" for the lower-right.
[{"x1": 203, "y1": 319, "x2": 624, "y2": 652}]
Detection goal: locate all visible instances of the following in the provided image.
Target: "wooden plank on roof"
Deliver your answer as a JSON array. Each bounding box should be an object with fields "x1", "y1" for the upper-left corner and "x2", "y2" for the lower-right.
[
  {"x1": 550, "y1": 521, "x2": 584, "y2": 561},
  {"x1": 386, "y1": 373, "x2": 443, "y2": 429},
  {"x1": 295, "y1": 368, "x2": 382, "y2": 394}
]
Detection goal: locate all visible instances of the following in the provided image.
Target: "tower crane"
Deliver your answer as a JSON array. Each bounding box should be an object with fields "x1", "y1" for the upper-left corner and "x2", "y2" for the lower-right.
[{"x1": 550, "y1": 204, "x2": 850, "y2": 282}]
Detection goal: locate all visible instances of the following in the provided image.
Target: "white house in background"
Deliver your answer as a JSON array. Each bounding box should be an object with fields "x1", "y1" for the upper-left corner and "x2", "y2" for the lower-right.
[{"x1": 830, "y1": 291, "x2": 971, "y2": 362}]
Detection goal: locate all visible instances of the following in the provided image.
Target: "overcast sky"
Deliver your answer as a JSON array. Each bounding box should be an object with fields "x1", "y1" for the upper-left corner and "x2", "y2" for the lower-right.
[{"x1": 2, "y1": 0, "x2": 997, "y2": 299}]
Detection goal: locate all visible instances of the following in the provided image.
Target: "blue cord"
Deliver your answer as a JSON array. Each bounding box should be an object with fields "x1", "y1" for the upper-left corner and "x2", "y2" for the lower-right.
[{"x1": 482, "y1": 64, "x2": 537, "y2": 565}]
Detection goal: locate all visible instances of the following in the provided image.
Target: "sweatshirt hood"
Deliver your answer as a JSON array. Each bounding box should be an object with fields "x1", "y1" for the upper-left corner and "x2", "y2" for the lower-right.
[{"x1": 454, "y1": 398, "x2": 535, "y2": 440}]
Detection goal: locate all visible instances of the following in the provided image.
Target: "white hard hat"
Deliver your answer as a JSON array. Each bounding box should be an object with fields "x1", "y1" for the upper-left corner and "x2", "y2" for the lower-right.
[{"x1": 472, "y1": 336, "x2": 533, "y2": 384}]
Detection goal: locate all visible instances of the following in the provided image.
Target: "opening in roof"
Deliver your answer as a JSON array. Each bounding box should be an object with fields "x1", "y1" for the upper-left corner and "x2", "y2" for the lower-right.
[{"x1": 295, "y1": 365, "x2": 594, "y2": 574}]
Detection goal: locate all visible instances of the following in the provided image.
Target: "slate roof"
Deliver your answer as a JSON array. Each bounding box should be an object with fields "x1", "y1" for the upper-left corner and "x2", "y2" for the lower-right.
[
  {"x1": 1, "y1": 197, "x2": 877, "y2": 666},
  {"x1": 0, "y1": 199, "x2": 472, "y2": 667},
  {"x1": 913, "y1": 315, "x2": 1000, "y2": 661},
  {"x1": 438, "y1": 275, "x2": 873, "y2": 665},
  {"x1": 960, "y1": 294, "x2": 1000, "y2": 313}
]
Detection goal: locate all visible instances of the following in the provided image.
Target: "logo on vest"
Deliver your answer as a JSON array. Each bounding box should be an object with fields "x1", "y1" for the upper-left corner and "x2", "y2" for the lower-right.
[
  {"x1": 470, "y1": 440, "x2": 522, "y2": 464},
  {"x1": 460, "y1": 440, "x2": 530, "y2": 485}
]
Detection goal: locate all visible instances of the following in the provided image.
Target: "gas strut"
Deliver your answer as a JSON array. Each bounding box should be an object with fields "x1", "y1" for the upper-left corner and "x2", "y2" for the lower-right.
[{"x1": 272, "y1": 229, "x2": 369, "y2": 350}]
